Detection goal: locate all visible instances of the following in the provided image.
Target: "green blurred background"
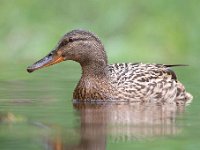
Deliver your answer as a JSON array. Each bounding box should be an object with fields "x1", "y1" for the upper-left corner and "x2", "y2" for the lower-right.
[
  {"x1": 1, "y1": 0, "x2": 200, "y2": 64},
  {"x1": 0, "y1": 0, "x2": 200, "y2": 150}
]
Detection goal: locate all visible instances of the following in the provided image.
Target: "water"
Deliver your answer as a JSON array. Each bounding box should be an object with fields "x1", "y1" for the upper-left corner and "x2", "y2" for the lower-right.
[{"x1": 0, "y1": 62, "x2": 199, "y2": 150}]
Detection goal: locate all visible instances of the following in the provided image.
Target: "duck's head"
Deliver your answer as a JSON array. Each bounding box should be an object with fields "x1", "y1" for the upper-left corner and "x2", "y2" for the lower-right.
[{"x1": 27, "y1": 29, "x2": 107, "y2": 73}]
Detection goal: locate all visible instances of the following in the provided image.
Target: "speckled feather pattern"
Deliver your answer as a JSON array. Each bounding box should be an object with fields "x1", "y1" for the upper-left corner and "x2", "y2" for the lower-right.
[{"x1": 109, "y1": 63, "x2": 178, "y2": 102}]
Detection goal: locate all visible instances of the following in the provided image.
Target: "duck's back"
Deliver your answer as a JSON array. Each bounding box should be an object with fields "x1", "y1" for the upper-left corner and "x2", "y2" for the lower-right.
[{"x1": 107, "y1": 63, "x2": 192, "y2": 104}]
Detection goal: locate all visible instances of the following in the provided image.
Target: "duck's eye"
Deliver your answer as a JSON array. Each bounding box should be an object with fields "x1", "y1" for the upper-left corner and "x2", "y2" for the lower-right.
[
  {"x1": 68, "y1": 37, "x2": 73, "y2": 42},
  {"x1": 59, "y1": 37, "x2": 73, "y2": 48}
]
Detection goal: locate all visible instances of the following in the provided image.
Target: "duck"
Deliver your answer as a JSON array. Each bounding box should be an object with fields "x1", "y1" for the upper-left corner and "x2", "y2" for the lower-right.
[{"x1": 27, "y1": 29, "x2": 192, "y2": 104}]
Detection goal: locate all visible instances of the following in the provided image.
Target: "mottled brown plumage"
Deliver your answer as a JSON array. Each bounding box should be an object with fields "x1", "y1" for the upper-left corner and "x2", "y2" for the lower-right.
[{"x1": 27, "y1": 29, "x2": 192, "y2": 104}]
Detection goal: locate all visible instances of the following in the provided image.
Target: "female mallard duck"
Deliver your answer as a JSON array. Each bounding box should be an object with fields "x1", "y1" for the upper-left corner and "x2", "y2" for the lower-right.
[{"x1": 27, "y1": 29, "x2": 192, "y2": 104}]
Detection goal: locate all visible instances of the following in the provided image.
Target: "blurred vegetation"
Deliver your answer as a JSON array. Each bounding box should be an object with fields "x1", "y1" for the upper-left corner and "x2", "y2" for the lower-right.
[{"x1": 0, "y1": 0, "x2": 200, "y2": 65}]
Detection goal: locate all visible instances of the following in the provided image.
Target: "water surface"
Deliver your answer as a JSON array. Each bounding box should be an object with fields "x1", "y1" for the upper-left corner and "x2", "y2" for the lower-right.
[{"x1": 0, "y1": 63, "x2": 199, "y2": 150}]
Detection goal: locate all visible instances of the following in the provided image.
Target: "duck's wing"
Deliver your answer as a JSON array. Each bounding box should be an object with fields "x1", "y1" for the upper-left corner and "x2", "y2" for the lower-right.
[
  {"x1": 108, "y1": 63, "x2": 177, "y2": 84},
  {"x1": 107, "y1": 63, "x2": 185, "y2": 102}
]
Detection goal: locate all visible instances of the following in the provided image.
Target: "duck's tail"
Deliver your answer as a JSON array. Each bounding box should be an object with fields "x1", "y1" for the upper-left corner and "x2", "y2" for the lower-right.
[
  {"x1": 164, "y1": 64, "x2": 189, "y2": 67},
  {"x1": 176, "y1": 82, "x2": 193, "y2": 105}
]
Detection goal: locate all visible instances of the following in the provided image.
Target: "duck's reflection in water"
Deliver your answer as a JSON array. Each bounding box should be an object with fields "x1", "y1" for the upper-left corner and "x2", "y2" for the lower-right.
[{"x1": 46, "y1": 102, "x2": 186, "y2": 150}]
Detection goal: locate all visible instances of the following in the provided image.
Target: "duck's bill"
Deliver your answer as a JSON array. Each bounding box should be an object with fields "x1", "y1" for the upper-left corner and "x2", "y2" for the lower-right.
[{"x1": 27, "y1": 52, "x2": 64, "y2": 73}]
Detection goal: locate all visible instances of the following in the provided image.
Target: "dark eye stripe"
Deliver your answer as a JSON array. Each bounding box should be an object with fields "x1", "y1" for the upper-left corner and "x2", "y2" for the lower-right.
[
  {"x1": 58, "y1": 37, "x2": 88, "y2": 48},
  {"x1": 59, "y1": 40, "x2": 68, "y2": 47}
]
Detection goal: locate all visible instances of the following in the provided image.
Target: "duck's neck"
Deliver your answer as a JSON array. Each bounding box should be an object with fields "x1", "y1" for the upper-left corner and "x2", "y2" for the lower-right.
[
  {"x1": 73, "y1": 59, "x2": 109, "y2": 100},
  {"x1": 80, "y1": 59, "x2": 108, "y2": 78}
]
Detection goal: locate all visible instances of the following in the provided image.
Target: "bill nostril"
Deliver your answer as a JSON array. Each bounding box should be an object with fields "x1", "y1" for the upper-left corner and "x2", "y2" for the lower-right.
[{"x1": 49, "y1": 52, "x2": 53, "y2": 56}]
